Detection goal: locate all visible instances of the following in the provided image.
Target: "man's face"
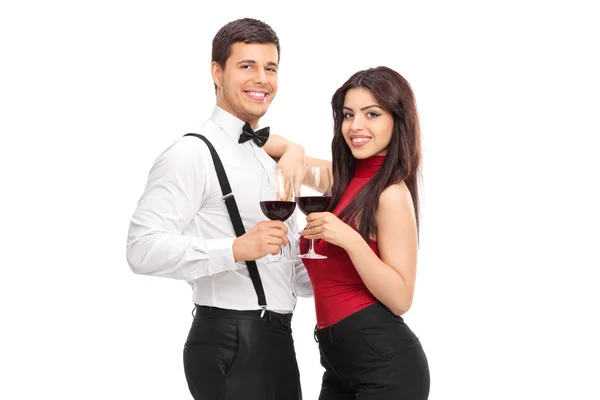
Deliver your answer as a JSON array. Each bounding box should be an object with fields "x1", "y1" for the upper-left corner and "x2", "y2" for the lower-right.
[{"x1": 212, "y1": 42, "x2": 279, "y2": 127}]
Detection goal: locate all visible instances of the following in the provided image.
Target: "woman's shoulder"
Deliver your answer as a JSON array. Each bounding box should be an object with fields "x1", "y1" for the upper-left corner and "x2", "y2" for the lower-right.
[
  {"x1": 378, "y1": 181, "x2": 412, "y2": 207},
  {"x1": 375, "y1": 182, "x2": 417, "y2": 231}
]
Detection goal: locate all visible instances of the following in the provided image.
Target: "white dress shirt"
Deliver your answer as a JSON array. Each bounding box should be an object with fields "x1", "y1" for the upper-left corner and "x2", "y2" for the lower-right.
[{"x1": 126, "y1": 106, "x2": 312, "y2": 313}]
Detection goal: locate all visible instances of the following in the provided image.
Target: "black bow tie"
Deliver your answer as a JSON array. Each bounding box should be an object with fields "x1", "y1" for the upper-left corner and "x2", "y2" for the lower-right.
[{"x1": 238, "y1": 122, "x2": 270, "y2": 147}]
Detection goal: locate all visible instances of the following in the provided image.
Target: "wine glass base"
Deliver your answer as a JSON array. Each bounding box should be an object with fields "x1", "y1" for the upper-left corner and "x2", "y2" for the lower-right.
[{"x1": 299, "y1": 253, "x2": 327, "y2": 259}]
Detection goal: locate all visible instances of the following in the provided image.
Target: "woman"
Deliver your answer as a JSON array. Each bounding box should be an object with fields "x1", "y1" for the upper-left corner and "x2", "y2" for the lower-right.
[{"x1": 266, "y1": 66, "x2": 429, "y2": 399}]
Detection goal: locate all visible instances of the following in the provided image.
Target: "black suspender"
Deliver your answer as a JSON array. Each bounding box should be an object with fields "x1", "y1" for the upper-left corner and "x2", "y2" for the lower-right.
[{"x1": 183, "y1": 133, "x2": 268, "y2": 315}]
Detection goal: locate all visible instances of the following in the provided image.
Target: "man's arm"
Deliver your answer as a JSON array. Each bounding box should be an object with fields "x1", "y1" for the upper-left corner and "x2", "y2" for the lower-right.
[
  {"x1": 264, "y1": 133, "x2": 332, "y2": 170},
  {"x1": 126, "y1": 139, "x2": 240, "y2": 281},
  {"x1": 261, "y1": 134, "x2": 297, "y2": 160},
  {"x1": 262, "y1": 133, "x2": 306, "y2": 166}
]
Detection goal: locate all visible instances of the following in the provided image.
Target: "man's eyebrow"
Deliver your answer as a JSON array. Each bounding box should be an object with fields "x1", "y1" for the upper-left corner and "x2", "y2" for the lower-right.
[{"x1": 236, "y1": 60, "x2": 279, "y2": 68}]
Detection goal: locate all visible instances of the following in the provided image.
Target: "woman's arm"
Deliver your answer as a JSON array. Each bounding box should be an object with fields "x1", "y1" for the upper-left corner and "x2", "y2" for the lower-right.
[
  {"x1": 344, "y1": 183, "x2": 418, "y2": 315},
  {"x1": 299, "y1": 182, "x2": 418, "y2": 315}
]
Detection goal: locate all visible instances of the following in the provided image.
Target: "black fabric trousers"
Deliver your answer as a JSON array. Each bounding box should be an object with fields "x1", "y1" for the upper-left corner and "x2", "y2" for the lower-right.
[
  {"x1": 183, "y1": 305, "x2": 302, "y2": 400},
  {"x1": 315, "y1": 303, "x2": 430, "y2": 400}
]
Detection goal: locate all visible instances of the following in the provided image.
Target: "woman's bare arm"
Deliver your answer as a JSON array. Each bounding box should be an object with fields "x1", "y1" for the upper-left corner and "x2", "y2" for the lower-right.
[{"x1": 344, "y1": 182, "x2": 418, "y2": 315}]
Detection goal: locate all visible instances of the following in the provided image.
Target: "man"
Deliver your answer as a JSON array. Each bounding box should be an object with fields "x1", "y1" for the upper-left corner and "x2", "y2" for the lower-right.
[{"x1": 126, "y1": 18, "x2": 311, "y2": 400}]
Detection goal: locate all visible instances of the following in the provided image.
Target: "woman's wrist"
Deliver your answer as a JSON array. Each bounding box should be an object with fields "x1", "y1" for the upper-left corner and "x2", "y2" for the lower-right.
[{"x1": 342, "y1": 229, "x2": 364, "y2": 252}]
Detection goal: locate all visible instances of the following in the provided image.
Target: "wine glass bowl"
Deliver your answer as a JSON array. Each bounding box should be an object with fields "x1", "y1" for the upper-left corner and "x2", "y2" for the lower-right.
[
  {"x1": 259, "y1": 170, "x2": 296, "y2": 262},
  {"x1": 295, "y1": 166, "x2": 332, "y2": 259},
  {"x1": 297, "y1": 196, "x2": 331, "y2": 215},
  {"x1": 259, "y1": 200, "x2": 296, "y2": 221}
]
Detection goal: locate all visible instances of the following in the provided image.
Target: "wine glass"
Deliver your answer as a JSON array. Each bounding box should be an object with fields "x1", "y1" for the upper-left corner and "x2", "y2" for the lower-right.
[
  {"x1": 295, "y1": 166, "x2": 332, "y2": 259},
  {"x1": 259, "y1": 169, "x2": 296, "y2": 263}
]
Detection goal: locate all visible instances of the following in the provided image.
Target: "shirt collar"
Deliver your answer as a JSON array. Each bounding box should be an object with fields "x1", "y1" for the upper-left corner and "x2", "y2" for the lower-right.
[{"x1": 209, "y1": 106, "x2": 247, "y2": 142}]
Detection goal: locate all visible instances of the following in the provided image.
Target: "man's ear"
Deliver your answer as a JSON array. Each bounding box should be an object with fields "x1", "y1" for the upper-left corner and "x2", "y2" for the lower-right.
[{"x1": 211, "y1": 61, "x2": 222, "y2": 89}]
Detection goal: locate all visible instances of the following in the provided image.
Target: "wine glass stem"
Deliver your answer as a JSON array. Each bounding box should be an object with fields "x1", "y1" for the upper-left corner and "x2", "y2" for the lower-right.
[{"x1": 308, "y1": 238, "x2": 316, "y2": 255}]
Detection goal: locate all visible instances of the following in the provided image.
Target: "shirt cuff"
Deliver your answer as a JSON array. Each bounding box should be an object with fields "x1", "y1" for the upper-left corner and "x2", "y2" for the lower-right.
[{"x1": 205, "y1": 237, "x2": 239, "y2": 275}]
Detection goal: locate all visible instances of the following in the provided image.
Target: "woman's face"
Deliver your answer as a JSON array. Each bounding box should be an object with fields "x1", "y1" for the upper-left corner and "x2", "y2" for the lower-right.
[{"x1": 341, "y1": 87, "x2": 394, "y2": 159}]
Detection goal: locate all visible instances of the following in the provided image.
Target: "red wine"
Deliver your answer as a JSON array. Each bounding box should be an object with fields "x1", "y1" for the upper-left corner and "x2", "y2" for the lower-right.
[
  {"x1": 260, "y1": 200, "x2": 296, "y2": 221},
  {"x1": 297, "y1": 196, "x2": 331, "y2": 214}
]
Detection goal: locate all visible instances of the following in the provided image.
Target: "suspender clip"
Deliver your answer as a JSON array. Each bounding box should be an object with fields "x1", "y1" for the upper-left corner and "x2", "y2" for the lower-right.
[
  {"x1": 222, "y1": 192, "x2": 234, "y2": 201},
  {"x1": 260, "y1": 305, "x2": 267, "y2": 318}
]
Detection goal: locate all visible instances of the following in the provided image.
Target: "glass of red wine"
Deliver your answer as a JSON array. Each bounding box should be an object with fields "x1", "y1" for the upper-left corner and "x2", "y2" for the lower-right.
[
  {"x1": 295, "y1": 166, "x2": 332, "y2": 259},
  {"x1": 259, "y1": 169, "x2": 296, "y2": 263}
]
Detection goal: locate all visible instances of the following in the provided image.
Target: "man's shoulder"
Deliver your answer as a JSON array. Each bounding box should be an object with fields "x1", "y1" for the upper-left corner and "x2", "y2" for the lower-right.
[
  {"x1": 154, "y1": 124, "x2": 215, "y2": 167},
  {"x1": 162, "y1": 136, "x2": 210, "y2": 159},
  {"x1": 180, "y1": 118, "x2": 232, "y2": 145},
  {"x1": 157, "y1": 117, "x2": 238, "y2": 166},
  {"x1": 165, "y1": 120, "x2": 213, "y2": 150}
]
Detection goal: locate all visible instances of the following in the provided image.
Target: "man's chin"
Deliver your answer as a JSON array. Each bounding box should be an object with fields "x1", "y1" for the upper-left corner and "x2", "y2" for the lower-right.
[
  {"x1": 236, "y1": 102, "x2": 271, "y2": 123},
  {"x1": 248, "y1": 107, "x2": 269, "y2": 120}
]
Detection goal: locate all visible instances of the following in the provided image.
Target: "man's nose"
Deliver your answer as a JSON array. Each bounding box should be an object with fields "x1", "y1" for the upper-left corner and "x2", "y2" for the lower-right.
[{"x1": 253, "y1": 68, "x2": 268, "y2": 85}]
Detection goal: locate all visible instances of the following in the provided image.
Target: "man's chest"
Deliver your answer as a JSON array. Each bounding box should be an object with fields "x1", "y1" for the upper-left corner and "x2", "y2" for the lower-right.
[{"x1": 201, "y1": 140, "x2": 276, "y2": 225}]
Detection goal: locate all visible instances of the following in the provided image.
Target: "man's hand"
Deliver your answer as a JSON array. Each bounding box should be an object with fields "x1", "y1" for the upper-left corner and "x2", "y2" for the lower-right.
[{"x1": 232, "y1": 220, "x2": 289, "y2": 261}]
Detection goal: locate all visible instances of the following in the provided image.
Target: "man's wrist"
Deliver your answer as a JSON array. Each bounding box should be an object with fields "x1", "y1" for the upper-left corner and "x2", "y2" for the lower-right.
[{"x1": 232, "y1": 238, "x2": 242, "y2": 262}]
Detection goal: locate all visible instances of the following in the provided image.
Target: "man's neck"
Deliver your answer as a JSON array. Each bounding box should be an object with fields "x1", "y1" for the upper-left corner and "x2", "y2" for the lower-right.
[{"x1": 215, "y1": 102, "x2": 258, "y2": 128}]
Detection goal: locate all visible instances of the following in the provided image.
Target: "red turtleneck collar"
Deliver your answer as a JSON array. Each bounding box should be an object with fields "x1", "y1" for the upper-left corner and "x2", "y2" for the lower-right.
[{"x1": 354, "y1": 155, "x2": 385, "y2": 178}]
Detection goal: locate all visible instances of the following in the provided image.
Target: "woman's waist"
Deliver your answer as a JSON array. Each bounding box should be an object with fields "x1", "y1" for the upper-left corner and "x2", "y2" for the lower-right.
[
  {"x1": 313, "y1": 288, "x2": 378, "y2": 328},
  {"x1": 316, "y1": 301, "x2": 401, "y2": 338}
]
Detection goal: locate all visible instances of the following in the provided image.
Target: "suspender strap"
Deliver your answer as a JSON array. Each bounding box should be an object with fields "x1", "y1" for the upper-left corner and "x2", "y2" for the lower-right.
[{"x1": 184, "y1": 133, "x2": 268, "y2": 313}]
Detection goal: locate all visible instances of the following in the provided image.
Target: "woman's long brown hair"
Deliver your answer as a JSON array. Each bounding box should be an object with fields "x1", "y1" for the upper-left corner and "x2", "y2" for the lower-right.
[{"x1": 330, "y1": 66, "x2": 422, "y2": 241}]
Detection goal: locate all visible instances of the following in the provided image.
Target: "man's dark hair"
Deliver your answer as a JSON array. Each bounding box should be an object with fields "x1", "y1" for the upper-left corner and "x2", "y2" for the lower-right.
[{"x1": 212, "y1": 18, "x2": 280, "y2": 68}]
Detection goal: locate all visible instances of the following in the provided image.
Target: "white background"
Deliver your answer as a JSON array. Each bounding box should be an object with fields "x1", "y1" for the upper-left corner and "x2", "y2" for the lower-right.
[{"x1": 1, "y1": 1, "x2": 599, "y2": 399}]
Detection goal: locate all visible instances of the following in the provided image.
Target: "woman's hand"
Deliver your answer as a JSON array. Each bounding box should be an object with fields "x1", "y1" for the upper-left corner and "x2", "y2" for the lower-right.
[{"x1": 300, "y1": 212, "x2": 361, "y2": 250}]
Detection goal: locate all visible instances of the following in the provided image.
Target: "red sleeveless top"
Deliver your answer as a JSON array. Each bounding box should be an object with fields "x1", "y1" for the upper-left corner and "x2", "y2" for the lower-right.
[{"x1": 301, "y1": 156, "x2": 385, "y2": 328}]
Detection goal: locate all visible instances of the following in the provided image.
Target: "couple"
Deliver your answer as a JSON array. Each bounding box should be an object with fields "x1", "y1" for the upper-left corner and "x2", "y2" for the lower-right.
[{"x1": 126, "y1": 18, "x2": 429, "y2": 400}]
